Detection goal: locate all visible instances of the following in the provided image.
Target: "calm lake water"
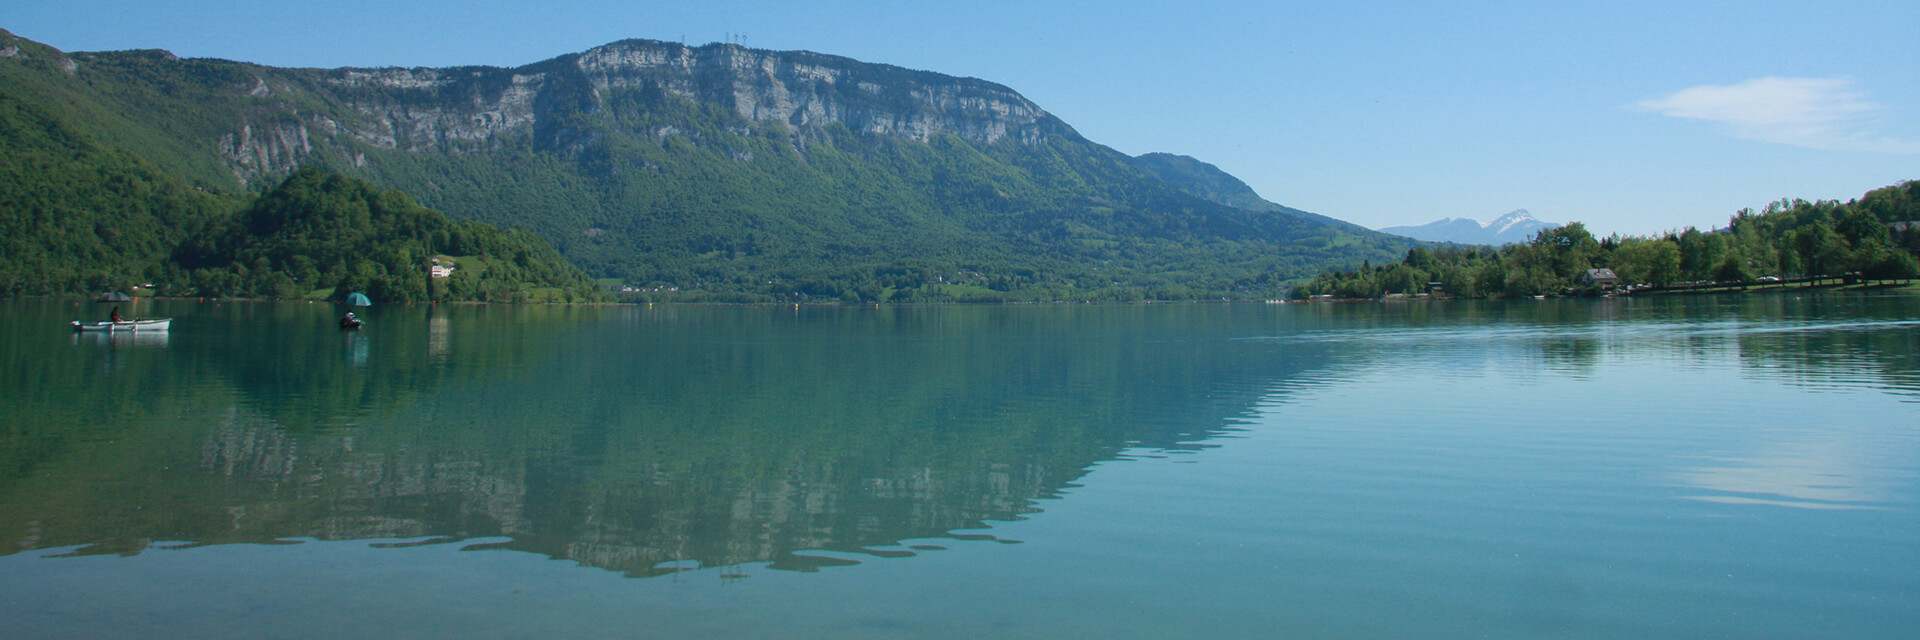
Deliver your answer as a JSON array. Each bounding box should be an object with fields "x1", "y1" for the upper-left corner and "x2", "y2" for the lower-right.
[{"x1": 3, "y1": 294, "x2": 1918, "y2": 638}]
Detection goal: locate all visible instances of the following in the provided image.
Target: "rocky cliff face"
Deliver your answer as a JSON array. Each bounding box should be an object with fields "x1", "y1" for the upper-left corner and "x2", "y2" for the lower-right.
[
  {"x1": 3, "y1": 28, "x2": 1414, "y2": 295},
  {"x1": 213, "y1": 40, "x2": 1065, "y2": 183},
  {"x1": 569, "y1": 41, "x2": 1059, "y2": 145}
]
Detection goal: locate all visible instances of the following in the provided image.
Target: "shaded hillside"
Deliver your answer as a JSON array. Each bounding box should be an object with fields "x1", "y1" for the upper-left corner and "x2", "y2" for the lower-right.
[
  {"x1": 1128, "y1": 152, "x2": 1367, "y2": 232},
  {"x1": 0, "y1": 91, "x2": 234, "y2": 295},
  {"x1": 0, "y1": 29, "x2": 1415, "y2": 301}
]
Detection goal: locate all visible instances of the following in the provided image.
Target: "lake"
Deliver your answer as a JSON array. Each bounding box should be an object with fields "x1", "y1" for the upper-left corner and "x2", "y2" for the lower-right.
[{"x1": 3, "y1": 294, "x2": 1917, "y2": 638}]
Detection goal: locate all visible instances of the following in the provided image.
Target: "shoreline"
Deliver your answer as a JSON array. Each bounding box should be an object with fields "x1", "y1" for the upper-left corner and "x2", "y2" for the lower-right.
[{"x1": 16, "y1": 279, "x2": 1919, "y2": 308}]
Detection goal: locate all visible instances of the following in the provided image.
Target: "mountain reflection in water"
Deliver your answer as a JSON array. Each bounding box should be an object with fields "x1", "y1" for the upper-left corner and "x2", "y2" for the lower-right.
[
  {"x1": 3, "y1": 301, "x2": 1339, "y2": 576},
  {"x1": 2, "y1": 295, "x2": 1917, "y2": 581}
]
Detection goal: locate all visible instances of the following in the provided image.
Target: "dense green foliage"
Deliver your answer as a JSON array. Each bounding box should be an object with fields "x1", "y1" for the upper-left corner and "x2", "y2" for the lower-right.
[
  {"x1": 1295, "y1": 181, "x2": 1920, "y2": 299},
  {"x1": 0, "y1": 34, "x2": 261, "y2": 193},
  {"x1": 0, "y1": 45, "x2": 600, "y2": 303},
  {"x1": 1, "y1": 29, "x2": 1417, "y2": 302},
  {"x1": 173, "y1": 168, "x2": 606, "y2": 302},
  {"x1": 0, "y1": 92, "x2": 235, "y2": 295}
]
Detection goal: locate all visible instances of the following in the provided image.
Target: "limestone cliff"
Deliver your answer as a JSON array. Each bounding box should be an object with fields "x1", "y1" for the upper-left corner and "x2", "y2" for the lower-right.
[
  {"x1": 1, "y1": 28, "x2": 1414, "y2": 299},
  {"x1": 209, "y1": 40, "x2": 1067, "y2": 183}
]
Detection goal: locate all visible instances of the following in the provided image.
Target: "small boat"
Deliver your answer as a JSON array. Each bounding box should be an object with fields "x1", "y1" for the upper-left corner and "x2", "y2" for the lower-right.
[
  {"x1": 72, "y1": 318, "x2": 172, "y2": 332},
  {"x1": 339, "y1": 316, "x2": 365, "y2": 330}
]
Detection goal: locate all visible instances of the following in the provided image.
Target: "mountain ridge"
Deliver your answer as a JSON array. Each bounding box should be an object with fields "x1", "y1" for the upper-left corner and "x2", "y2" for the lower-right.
[
  {"x1": 1126, "y1": 152, "x2": 1370, "y2": 232},
  {"x1": 0, "y1": 29, "x2": 1415, "y2": 301},
  {"x1": 1379, "y1": 209, "x2": 1559, "y2": 245}
]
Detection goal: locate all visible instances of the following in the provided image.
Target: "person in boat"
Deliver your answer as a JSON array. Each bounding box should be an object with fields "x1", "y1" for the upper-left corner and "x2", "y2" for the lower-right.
[
  {"x1": 340, "y1": 312, "x2": 361, "y2": 328},
  {"x1": 110, "y1": 306, "x2": 123, "y2": 322}
]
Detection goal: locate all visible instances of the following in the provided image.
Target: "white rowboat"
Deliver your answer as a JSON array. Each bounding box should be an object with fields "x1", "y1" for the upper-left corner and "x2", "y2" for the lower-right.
[{"x1": 71, "y1": 318, "x2": 172, "y2": 332}]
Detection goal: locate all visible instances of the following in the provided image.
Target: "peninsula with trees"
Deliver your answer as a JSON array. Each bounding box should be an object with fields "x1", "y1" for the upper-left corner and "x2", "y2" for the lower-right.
[{"x1": 1293, "y1": 181, "x2": 1920, "y2": 300}]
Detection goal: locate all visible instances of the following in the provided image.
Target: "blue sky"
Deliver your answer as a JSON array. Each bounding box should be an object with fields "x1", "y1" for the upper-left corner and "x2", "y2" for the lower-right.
[{"x1": 5, "y1": 1, "x2": 1917, "y2": 236}]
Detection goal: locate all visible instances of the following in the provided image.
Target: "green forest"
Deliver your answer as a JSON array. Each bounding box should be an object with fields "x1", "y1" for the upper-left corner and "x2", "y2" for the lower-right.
[
  {"x1": 1293, "y1": 181, "x2": 1920, "y2": 299},
  {"x1": 0, "y1": 92, "x2": 230, "y2": 297},
  {"x1": 0, "y1": 29, "x2": 1418, "y2": 303},
  {"x1": 0, "y1": 87, "x2": 602, "y2": 302},
  {"x1": 174, "y1": 168, "x2": 606, "y2": 303}
]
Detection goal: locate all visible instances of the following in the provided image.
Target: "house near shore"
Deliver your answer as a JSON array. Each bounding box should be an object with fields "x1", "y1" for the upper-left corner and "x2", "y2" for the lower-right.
[{"x1": 1581, "y1": 268, "x2": 1619, "y2": 289}]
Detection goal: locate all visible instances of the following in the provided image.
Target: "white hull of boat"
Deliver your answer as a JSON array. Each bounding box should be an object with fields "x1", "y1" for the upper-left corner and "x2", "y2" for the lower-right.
[{"x1": 72, "y1": 318, "x2": 171, "y2": 332}]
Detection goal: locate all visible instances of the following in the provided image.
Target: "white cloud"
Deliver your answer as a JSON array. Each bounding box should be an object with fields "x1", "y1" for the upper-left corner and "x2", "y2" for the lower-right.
[{"x1": 1638, "y1": 77, "x2": 1920, "y2": 154}]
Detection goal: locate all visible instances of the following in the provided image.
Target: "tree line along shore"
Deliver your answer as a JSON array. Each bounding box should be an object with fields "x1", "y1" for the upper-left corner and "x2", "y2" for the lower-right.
[{"x1": 1291, "y1": 181, "x2": 1920, "y2": 300}]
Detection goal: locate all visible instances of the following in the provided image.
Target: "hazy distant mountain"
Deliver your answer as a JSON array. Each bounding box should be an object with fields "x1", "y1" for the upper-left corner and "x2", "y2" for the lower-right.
[
  {"x1": 1127, "y1": 153, "x2": 1371, "y2": 232},
  {"x1": 1379, "y1": 210, "x2": 1559, "y2": 245}
]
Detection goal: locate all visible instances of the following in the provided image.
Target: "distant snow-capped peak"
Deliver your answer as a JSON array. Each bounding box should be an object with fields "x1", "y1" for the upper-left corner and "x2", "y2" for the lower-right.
[
  {"x1": 1485, "y1": 209, "x2": 1536, "y2": 233},
  {"x1": 1376, "y1": 209, "x2": 1559, "y2": 245}
]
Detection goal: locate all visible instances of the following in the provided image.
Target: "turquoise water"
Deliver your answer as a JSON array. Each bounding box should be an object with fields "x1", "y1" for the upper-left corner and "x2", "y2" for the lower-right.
[{"x1": 2, "y1": 295, "x2": 1917, "y2": 638}]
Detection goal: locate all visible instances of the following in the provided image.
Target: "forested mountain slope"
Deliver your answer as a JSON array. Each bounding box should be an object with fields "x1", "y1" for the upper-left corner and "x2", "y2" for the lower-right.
[
  {"x1": 0, "y1": 33, "x2": 600, "y2": 301},
  {"x1": 0, "y1": 90, "x2": 234, "y2": 294},
  {"x1": 1, "y1": 28, "x2": 1413, "y2": 301},
  {"x1": 1127, "y1": 152, "x2": 1367, "y2": 232}
]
